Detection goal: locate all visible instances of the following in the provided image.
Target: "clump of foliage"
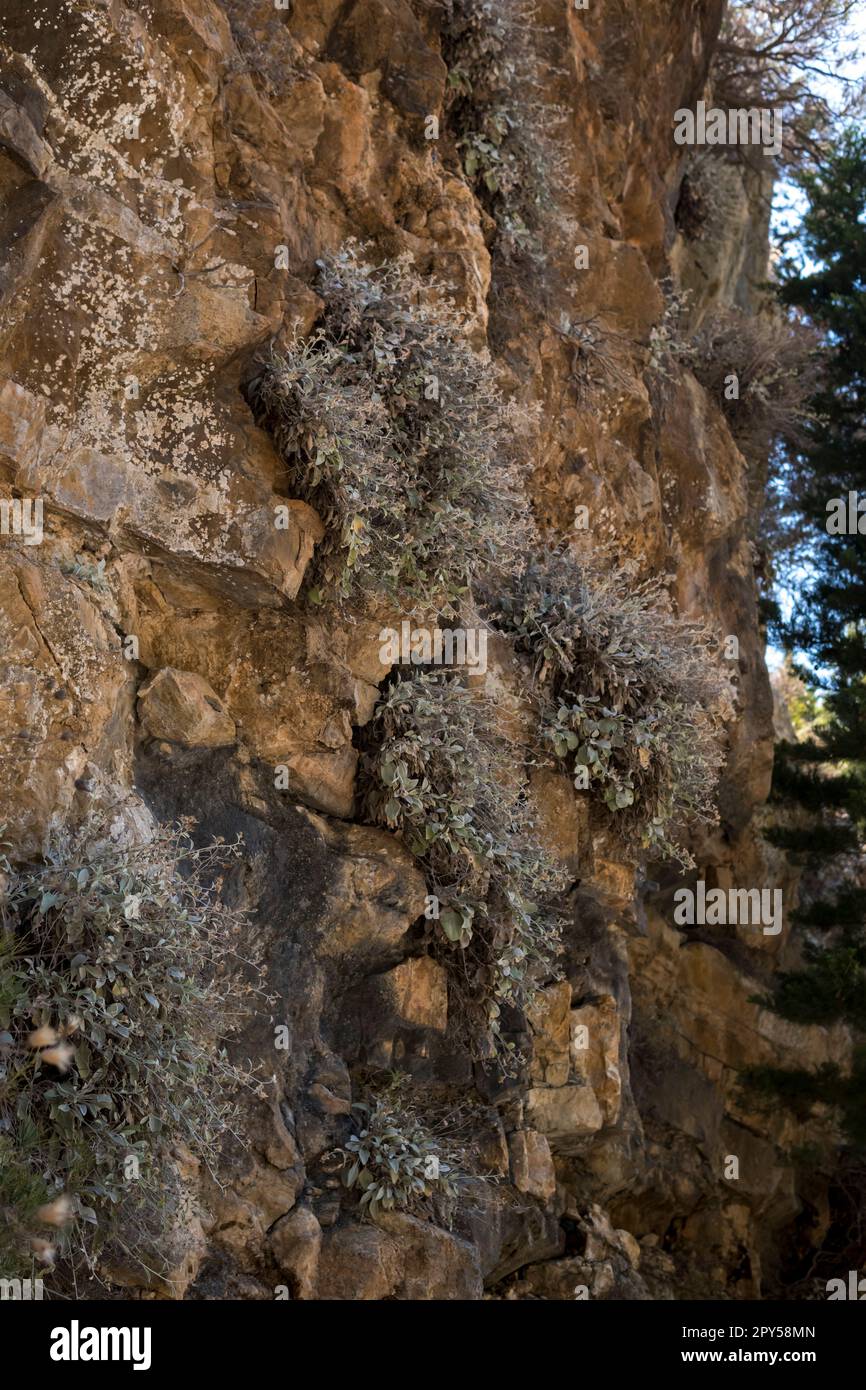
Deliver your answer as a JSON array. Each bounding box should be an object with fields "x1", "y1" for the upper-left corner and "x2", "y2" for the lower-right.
[
  {"x1": 753, "y1": 939, "x2": 866, "y2": 1028},
  {"x1": 770, "y1": 750, "x2": 858, "y2": 813},
  {"x1": 359, "y1": 672, "x2": 567, "y2": 1061},
  {"x1": 440, "y1": 0, "x2": 574, "y2": 261},
  {"x1": 776, "y1": 129, "x2": 866, "y2": 740},
  {"x1": 0, "y1": 817, "x2": 262, "y2": 1279},
  {"x1": 762, "y1": 129, "x2": 866, "y2": 876},
  {"x1": 762, "y1": 820, "x2": 860, "y2": 860},
  {"x1": 740, "y1": 1060, "x2": 845, "y2": 1118},
  {"x1": 794, "y1": 886, "x2": 866, "y2": 933},
  {"x1": 647, "y1": 287, "x2": 696, "y2": 380},
  {"x1": 223, "y1": 0, "x2": 300, "y2": 98},
  {"x1": 690, "y1": 308, "x2": 822, "y2": 466},
  {"x1": 251, "y1": 245, "x2": 532, "y2": 612},
  {"x1": 0, "y1": 1124, "x2": 56, "y2": 1278},
  {"x1": 60, "y1": 555, "x2": 109, "y2": 591},
  {"x1": 338, "y1": 1079, "x2": 470, "y2": 1222},
  {"x1": 554, "y1": 312, "x2": 634, "y2": 405},
  {"x1": 484, "y1": 551, "x2": 733, "y2": 864},
  {"x1": 770, "y1": 659, "x2": 826, "y2": 741},
  {"x1": 740, "y1": 1050, "x2": 866, "y2": 1152}
]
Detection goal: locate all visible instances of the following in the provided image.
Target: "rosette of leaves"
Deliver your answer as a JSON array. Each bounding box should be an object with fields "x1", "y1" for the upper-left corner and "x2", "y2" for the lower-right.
[
  {"x1": 359, "y1": 673, "x2": 567, "y2": 1059},
  {"x1": 546, "y1": 696, "x2": 632, "y2": 802},
  {"x1": 251, "y1": 245, "x2": 532, "y2": 610},
  {"x1": 368, "y1": 678, "x2": 494, "y2": 934},
  {"x1": 340, "y1": 1091, "x2": 461, "y2": 1220},
  {"x1": 485, "y1": 550, "x2": 732, "y2": 864},
  {"x1": 0, "y1": 817, "x2": 264, "y2": 1279}
]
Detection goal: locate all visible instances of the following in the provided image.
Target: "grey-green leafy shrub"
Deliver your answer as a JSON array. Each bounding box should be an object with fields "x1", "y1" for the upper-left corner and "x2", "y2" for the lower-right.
[
  {"x1": 251, "y1": 245, "x2": 532, "y2": 611},
  {"x1": 441, "y1": 0, "x2": 575, "y2": 262},
  {"x1": 0, "y1": 1125, "x2": 54, "y2": 1278},
  {"x1": 485, "y1": 551, "x2": 733, "y2": 864},
  {"x1": 339, "y1": 1082, "x2": 466, "y2": 1221},
  {"x1": 0, "y1": 817, "x2": 263, "y2": 1279},
  {"x1": 647, "y1": 286, "x2": 696, "y2": 380},
  {"x1": 223, "y1": 0, "x2": 300, "y2": 98},
  {"x1": 690, "y1": 308, "x2": 822, "y2": 464},
  {"x1": 359, "y1": 673, "x2": 567, "y2": 1060},
  {"x1": 60, "y1": 555, "x2": 109, "y2": 591}
]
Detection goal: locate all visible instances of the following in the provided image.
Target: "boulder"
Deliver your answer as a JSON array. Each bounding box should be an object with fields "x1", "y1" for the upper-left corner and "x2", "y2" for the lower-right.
[
  {"x1": 528, "y1": 981, "x2": 572, "y2": 1086},
  {"x1": 377, "y1": 956, "x2": 448, "y2": 1033},
  {"x1": 570, "y1": 995, "x2": 623, "y2": 1126},
  {"x1": 137, "y1": 668, "x2": 235, "y2": 747},
  {"x1": 508, "y1": 1129, "x2": 557, "y2": 1202},
  {"x1": 526, "y1": 1085, "x2": 604, "y2": 1148},
  {"x1": 315, "y1": 1212, "x2": 482, "y2": 1300},
  {"x1": 270, "y1": 1206, "x2": 322, "y2": 1300}
]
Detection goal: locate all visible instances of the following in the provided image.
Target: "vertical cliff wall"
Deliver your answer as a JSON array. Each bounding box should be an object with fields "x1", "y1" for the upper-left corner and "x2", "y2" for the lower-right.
[{"x1": 0, "y1": 0, "x2": 847, "y2": 1299}]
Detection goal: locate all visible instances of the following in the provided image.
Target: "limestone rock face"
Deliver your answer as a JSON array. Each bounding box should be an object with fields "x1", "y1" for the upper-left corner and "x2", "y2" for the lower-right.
[
  {"x1": 526, "y1": 1084, "x2": 605, "y2": 1147},
  {"x1": 510, "y1": 1206, "x2": 648, "y2": 1301},
  {"x1": 570, "y1": 996, "x2": 622, "y2": 1128},
  {"x1": 138, "y1": 667, "x2": 236, "y2": 747},
  {"x1": 528, "y1": 982, "x2": 572, "y2": 1087},
  {"x1": 326, "y1": 0, "x2": 447, "y2": 116},
  {"x1": 316, "y1": 1213, "x2": 483, "y2": 1300},
  {"x1": 508, "y1": 1130, "x2": 557, "y2": 1203},
  {"x1": 376, "y1": 956, "x2": 449, "y2": 1033},
  {"x1": 529, "y1": 770, "x2": 588, "y2": 878},
  {"x1": 0, "y1": 0, "x2": 835, "y2": 1304},
  {"x1": 270, "y1": 1206, "x2": 322, "y2": 1300},
  {"x1": 0, "y1": 551, "x2": 132, "y2": 852},
  {"x1": 297, "y1": 810, "x2": 428, "y2": 964}
]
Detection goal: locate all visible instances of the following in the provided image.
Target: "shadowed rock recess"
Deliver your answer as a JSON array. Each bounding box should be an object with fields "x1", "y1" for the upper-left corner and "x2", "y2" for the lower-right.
[{"x1": 0, "y1": 0, "x2": 848, "y2": 1302}]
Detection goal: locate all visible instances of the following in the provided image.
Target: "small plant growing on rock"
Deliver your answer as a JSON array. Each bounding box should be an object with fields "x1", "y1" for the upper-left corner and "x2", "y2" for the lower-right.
[
  {"x1": 554, "y1": 313, "x2": 635, "y2": 405},
  {"x1": 690, "y1": 308, "x2": 822, "y2": 464},
  {"x1": 484, "y1": 550, "x2": 733, "y2": 864},
  {"x1": 440, "y1": 0, "x2": 575, "y2": 262},
  {"x1": 60, "y1": 555, "x2": 110, "y2": 592},
  {"x1": 647, "y1": 286, "x2": 696, "y2": 381},
  {"x1": 251, "y1": 245, "x2": 531, "y2": 612},
  {"x1": 0, "y1": 816, "x2": 263, "y2": 1280},
  {"x1": 359, "y1": 672, "x2": 567, "y2": 1060},
  {"x1": 546, "y1": 696, "x2": 640, "y2": 813},
  {"x1": 223, "y1": 0, "x2": 300, "y2": 98},
  {"x1": 340, "y1": 1087, "x2": 461, "y2": 1220}
]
